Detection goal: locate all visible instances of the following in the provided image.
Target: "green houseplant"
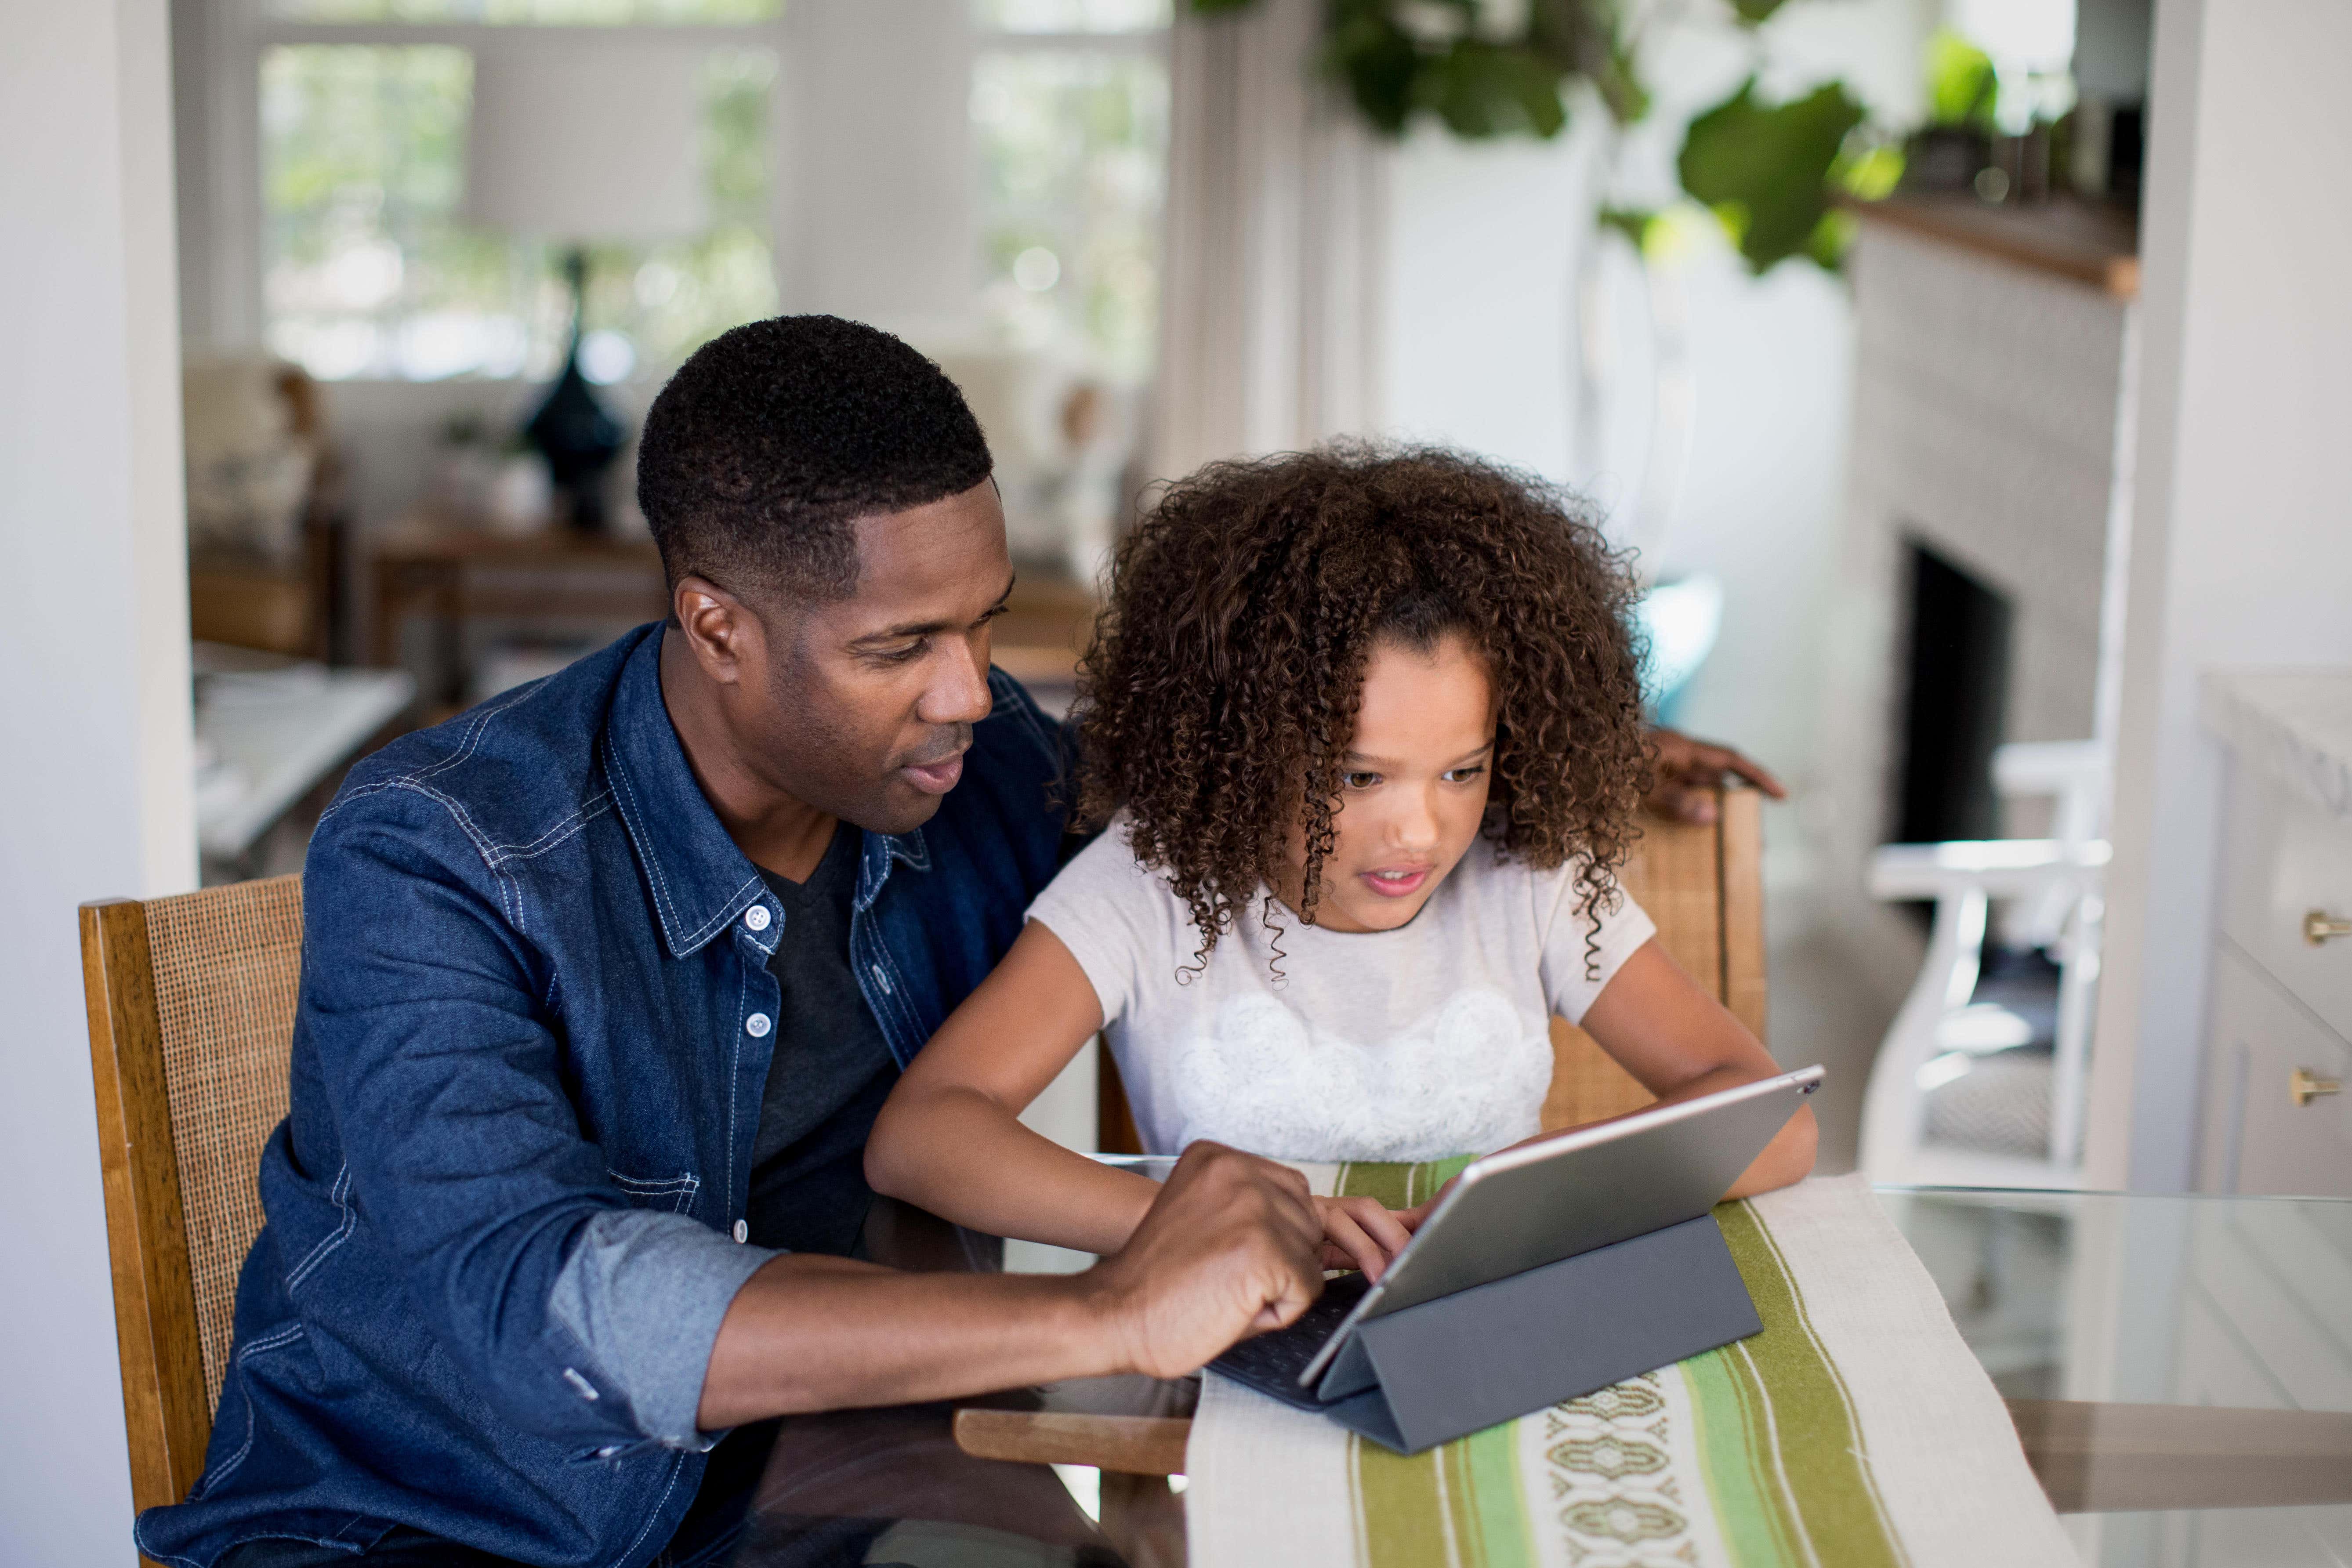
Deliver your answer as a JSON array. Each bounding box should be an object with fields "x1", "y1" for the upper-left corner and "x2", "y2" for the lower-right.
[{"x1": 1185, "y1": 0, "x2": 1894, "y2": 275}]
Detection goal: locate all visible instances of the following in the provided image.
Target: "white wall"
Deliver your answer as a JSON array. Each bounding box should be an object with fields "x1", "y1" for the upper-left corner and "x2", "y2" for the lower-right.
[
  {"x1": 0, "y1": 1, "x2": 198, "y2": 1561},
  {"x1": 2086, "y1": 0, "x2": 2352, "y2": 1190}
]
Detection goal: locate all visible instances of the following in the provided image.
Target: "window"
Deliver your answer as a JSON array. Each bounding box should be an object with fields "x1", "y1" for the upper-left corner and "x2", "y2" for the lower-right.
[
  {"x1": 973, "y1": 0, "x2": 1170, "y2": 30},
  {"x1": 972, "y1": 1, "x2": 1169, "y2": 380},
  {"x1": 264, "y1": 0, "x2": 781, "y2": 22},
  {"x1": 242, "y1": 2, "x2": 1172, "y2": 383},
  {"x1": 255, "y1": 6, "x2": 779, "y2": 381}
]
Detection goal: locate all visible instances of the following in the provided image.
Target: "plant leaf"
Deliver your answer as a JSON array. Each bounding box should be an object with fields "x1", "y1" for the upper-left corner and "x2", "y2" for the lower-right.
[
  {"x1": 1678, "y1": 76, "x2": 1864, "y2": 272},
  {"x1": 1323, "y1": 5, "x2": 1424, "y2": 136},
  {"x1": 1926, "y1": 28, "x2": 1997, "y2": 127},
  {"x1": 1728, "y1": 0, "x2": 1790, "y2": 23},
  {"x1": 1597, "y1": 205, "x2": 1655, "y2": 247}
]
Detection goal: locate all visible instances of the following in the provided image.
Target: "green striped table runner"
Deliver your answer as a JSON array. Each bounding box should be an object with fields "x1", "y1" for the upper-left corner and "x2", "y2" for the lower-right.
[{"x1": 1186, "y1": 1172, "x2": 2074, "y2": 1568}]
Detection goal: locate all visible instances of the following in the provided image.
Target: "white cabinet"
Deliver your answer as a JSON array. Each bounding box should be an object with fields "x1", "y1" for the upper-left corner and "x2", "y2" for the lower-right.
[
  {"x1": 2200, "y1": 948, "x2": 2352, "y2": 1195},
  {"x1": 2198, "y1": 673, "x2": 2352, "y2": 1196}
]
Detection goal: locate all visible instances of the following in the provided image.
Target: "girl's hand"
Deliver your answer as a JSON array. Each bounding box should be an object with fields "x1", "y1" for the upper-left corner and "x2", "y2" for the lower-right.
[
  {"x1": 1394, "y1": 1175, "x2": 1460, "y2": 1235},
  {"x1": 1313, "y1": 1194, "x2": 1415, "y2": 1280}
]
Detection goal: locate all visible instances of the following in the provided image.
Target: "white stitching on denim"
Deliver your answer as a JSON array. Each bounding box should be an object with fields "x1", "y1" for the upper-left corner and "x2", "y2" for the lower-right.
[
  {"x1": 284, "y1": 1164, "x2": 356, "y2": 1293},
  {"x1": 189, "y1": 1322, "x2": 308, "y2": 1499},
  {"x1": 852, "y1": 929, "x2": 920, "y2": 1067},
  {"x1": 603, "y1": 738, "x2": 685, "y2": 947},
  {"x1": 329, "y1": 773, "x2": 532, "y2": 931},
  {"x1": 487, "y1": 789, "x2": 615, "y2": 865},
  {"x1": 883, "y1": 829, "x2": 931, "y2": 873},
  {"x1": 608, "y1": 1170, "x2": 700, "y2": 1214},
  {"x1": 609, "y1": 1451, "x2": 685, "y2": 1568},
  {"x1": 130, "y1": 1516, "x2": 205, "y2": 1568},
  {"x1": 673, "y1": 875, "x2": 764, "y2": 954},
  {"x1": 602, "y1": 726, "x2": 766, "y2": 956},
  {"x1": 726, "y1": 966, "x2": 746, "y2": 1209},
  {"x1": 326, "y1": 777, "x2": 502, "y2": 872},
  {"x1": 316, "y1": 684, "x2": 537, "y2": 830}
]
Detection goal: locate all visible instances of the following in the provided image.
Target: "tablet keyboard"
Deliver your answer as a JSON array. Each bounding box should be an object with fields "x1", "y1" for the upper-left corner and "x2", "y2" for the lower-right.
[{"x1": 1208, "y1": 1272, "x2": 1373, "y2": 1394}]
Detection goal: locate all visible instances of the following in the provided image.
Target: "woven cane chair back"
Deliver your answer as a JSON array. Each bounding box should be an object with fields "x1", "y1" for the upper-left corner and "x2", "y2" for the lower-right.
[
  {"x1": 82, "y1": 875, "x2": 303, "y2": 1514},
  {"x1": 1095, "y1": 787, "x2": 1767, "y2": 1151},
  {"x1": 1542, "y1": 787, "x2": 1768, "y2": 1127}
]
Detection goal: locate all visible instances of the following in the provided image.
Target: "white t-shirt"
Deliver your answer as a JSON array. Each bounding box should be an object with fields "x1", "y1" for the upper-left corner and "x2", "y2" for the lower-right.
[{"x1": 1027, "y1": 823, "x2": 1657, "y2": 1162}]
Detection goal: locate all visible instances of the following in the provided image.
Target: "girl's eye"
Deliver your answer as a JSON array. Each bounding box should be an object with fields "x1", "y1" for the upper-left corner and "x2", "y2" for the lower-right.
[
  {"x1": 1444, "y1": 765, "x2": 1487, "y2": 784},
  {"x1": 1343, "y1": 771, "x2": 1381, "y2": 790}
]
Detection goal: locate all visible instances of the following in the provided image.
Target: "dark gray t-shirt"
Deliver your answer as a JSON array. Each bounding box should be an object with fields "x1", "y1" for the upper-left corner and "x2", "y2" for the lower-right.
[{"x1": 745, "y1": 822, "x2": 898, "y2": 1255}]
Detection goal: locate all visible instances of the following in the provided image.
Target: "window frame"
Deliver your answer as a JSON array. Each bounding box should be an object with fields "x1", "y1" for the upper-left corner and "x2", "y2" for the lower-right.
[
  {"x1": 190, "y1": 0, "x2": 790, "y2": 375},
  {"x1": 966, "y1": 15, "x2": 1170, "y2": 378}
]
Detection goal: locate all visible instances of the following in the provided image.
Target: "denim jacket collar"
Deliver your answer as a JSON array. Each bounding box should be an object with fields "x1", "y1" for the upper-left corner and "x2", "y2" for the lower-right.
[{"x1": 601, "y1": 626, "x2": 927, "y2": 958}]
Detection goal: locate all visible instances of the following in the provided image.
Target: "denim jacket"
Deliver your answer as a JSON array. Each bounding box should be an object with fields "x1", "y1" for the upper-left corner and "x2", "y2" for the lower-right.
[{"x1": 138, "y1": 625, "x2": 1068, "y2": 1568}]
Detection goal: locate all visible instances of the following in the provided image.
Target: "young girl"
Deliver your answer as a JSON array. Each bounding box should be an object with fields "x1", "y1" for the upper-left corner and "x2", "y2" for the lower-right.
[{"x1": 865, "y1": 446, "x2": 1814, "y2": 1278}]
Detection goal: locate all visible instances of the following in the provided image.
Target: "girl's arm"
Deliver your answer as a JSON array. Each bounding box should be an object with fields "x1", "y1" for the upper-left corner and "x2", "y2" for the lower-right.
[
  {"x1": 867, "y1": 920, "x2": 1414, "y2": 1274},
  {"x1": 866, "y1": 920, "x2": 1155, "y2": 1255},
  {"x1": 1574, "y1": 938, "x2": 1816, "y2": 1197}
]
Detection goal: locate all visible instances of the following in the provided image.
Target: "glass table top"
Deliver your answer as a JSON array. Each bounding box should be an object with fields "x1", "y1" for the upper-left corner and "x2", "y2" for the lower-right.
[{"x1": 720, "y1": 1183, "x2": 2352, "y2": 1568}]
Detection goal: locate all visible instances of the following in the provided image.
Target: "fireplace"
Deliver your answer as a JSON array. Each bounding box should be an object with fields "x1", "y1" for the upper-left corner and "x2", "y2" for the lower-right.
[
  {"x1": 1805, "y1": 218, "x2": 2132, "y2": 1021},
  {"x1": 1896, "y1": 542, "x2": 2013, "y2": 846}
]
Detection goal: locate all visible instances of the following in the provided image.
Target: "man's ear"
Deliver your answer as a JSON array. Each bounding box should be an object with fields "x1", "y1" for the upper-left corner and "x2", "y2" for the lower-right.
[{"x1": 671, "y1": 574, "x2": 765, "y2": 687}]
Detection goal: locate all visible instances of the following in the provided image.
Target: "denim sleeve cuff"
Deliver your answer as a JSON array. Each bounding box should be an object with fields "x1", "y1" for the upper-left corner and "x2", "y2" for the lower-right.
[{"x1": 547, "y1": 1208, "x2": 778, "y2": 1449}]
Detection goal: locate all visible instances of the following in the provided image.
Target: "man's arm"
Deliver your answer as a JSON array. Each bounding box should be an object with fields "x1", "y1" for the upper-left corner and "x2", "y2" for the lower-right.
[
  {"x1": 307, "y1": 797, "x2": 775, "y2": 1451},
  {"x1": 698, "y1": 1141, "x2": 1327, "y2": 1427},
  {"x1": 314, "y1": 800, "x2": 1326, "y2": 1445},
  {"x1": 1644, "y1": 728, "x2": 1786, "y2": 824}
]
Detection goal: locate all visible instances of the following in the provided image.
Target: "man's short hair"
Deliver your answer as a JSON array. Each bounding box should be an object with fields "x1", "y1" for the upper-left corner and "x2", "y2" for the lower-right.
[{"x1": 637, "y1": 315, "x2": 994, "y2": 601}]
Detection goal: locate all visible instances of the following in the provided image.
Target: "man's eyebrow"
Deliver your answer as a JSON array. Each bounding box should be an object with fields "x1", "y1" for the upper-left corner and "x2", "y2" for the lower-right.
[{"x1": 849, "y1": 575, "x2": 1017, "y2": 645}]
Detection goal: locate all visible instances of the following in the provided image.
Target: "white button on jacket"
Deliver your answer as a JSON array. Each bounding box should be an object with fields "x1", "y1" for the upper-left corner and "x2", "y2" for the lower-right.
[
  {"x1": 743, "y1": 904, "x2": 771, "y2": 932},
  {"x1": 746, "y1": 1013, "x2": 771, "y2": 1038}
]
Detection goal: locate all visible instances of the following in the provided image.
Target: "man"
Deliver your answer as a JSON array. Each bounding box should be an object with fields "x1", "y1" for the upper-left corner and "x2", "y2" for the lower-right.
[
  {"x1": 144, "y1": 316, "x2": 1783, "y2": 1568},
  {"x1": 145, "y1": 318, "x2": 1329, "y2": 1568}
]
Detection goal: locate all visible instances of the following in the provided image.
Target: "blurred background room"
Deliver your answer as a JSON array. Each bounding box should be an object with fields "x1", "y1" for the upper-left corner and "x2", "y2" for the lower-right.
[
  {"x1": 154, "y1": 0, "x2": 2161, "y2": 1180},
  {"x1": 9, "y1": 0, "x2": 2352, "y2": 1561}
]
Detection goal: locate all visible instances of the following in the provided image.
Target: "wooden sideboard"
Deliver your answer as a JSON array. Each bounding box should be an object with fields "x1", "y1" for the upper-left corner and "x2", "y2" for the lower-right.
[{"x1": 369, "y1": 515, "x2": 1098, "y2": 707}]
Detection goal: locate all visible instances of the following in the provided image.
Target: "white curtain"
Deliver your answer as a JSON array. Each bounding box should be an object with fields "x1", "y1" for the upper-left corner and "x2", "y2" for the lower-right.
[{"x1": 1149, "y1": 0, "x2": 1390, "y2": 482}]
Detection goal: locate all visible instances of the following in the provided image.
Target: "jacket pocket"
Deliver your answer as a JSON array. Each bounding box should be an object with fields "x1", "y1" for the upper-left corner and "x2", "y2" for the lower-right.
[{"x1": 605, "y1": 1168, "x2": 699, "y2": 1216}]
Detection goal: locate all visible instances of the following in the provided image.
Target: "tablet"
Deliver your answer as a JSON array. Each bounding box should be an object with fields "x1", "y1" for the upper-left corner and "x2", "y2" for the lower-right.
[{"x1": 1290, "y1": 1063, "x2": 1824, "y2": 1391}]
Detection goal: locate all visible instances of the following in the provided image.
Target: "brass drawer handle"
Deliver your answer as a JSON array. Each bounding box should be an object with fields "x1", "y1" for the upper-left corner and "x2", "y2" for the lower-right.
[
  {"x1": 2305, "y1": 910, "x2": 2352, "y2": 945},
  {"x1": 2292, "y1": 1068, "x2": 2344, "y2": 1107}
]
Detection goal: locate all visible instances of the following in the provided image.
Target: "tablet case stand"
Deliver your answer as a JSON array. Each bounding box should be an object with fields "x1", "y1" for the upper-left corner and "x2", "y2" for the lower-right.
[{"x1": 1231, "y1": 1212, "x2": 1761, "y2": 1454}]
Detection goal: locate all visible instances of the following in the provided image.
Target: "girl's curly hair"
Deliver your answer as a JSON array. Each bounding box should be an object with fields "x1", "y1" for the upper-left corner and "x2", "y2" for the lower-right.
[{"x1": 1071, "y1": 443, "x2": 1650, "y2": 969}]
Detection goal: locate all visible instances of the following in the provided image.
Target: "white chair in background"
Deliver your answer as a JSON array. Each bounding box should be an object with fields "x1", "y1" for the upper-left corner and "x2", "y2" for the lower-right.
[{"x1": 1859, "y1": 741, "x2": 2111, "y2": 1188}]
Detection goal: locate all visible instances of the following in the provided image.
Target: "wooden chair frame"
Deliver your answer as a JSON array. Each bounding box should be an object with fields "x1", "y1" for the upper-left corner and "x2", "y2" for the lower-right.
[{"x1": 81, "y1": 896, "x2": 217, "y2": 1516}]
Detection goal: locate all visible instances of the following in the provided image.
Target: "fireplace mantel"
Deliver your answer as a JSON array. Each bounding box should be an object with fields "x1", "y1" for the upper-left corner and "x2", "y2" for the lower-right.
[{"x1": 1845, "y1": 194, "x2": 2140, "y2": 300}]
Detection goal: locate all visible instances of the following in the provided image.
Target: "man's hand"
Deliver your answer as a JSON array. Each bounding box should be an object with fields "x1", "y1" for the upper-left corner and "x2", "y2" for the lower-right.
[
  {"x1": 1084, "y1": 1142, "x2": 1327, "y2": 1380},
  {"x1": 1645, "y1": 728, "x2": 1786, "y2": 825}
]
